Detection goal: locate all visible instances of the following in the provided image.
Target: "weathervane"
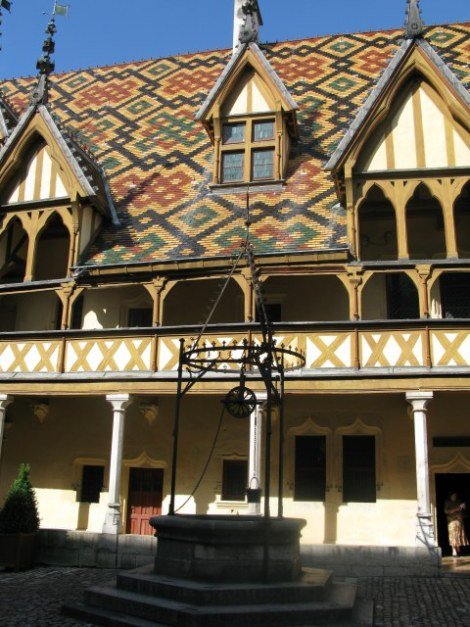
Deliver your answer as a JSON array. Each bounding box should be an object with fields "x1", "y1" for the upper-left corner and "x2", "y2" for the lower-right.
[
  {"x1": 30, "y1": 2, "x2": 69, "y2": 105},
  {"x1": 0, "y1": 0, "x2": 12, "y2": 51},
  {"x1": 405, "y1": 0, "x2": 425, "y2": 39}
]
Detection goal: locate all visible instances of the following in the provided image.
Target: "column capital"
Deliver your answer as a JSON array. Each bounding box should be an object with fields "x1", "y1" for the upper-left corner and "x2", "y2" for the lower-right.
[
  {"x1": 406, "y1": 391, "x2": 433, "y2": 413},
  {"x1": 0, "y1": 394, "x2": 13, "y2": 411},
  {"x1": 106, "y1": 394, "x2": 132, "y2": 412}
]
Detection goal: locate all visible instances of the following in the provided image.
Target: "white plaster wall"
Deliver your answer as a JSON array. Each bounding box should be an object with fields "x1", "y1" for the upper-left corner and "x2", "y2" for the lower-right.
[
  {"x1": 362, "y1": 274, "x2": 387, "y2": 320},
  {"x1": 81, "y1": 286, "x2": 152, "y2": 329},
  {"x1": 0, "y1": 291, "x2": 60, "y2": 332},
  {"x1": 391, "y1": 94, "x2": 417, "y2": 170}
]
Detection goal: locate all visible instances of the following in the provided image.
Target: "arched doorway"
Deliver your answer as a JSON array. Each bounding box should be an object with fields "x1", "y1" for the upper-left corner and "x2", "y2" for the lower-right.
[
  {"x1": 454, "y1": 181, "x2": 470, "y2": 258},
  {"x1": 163, "y1": 278, "x2": 244, "y2": 326},
  {"x1": 0, "y1": 217, "x2": 28, "y2": 283},
  {"x1": 406, "y1": 183, "x2": 446, "y2": 259},
  {"x1": 261, "y1": 275, "x2": 349, "y2": 321},
  {"x1": 358, "y1": 185, "x2": 397, "y2": 261},
  {"x1": 78, "y1": 285, "x2": 153, "y2": 330},
  {"x1": 434, "y1": 272, "x2": 470, "y2": 319},
  {"x1": 362, "y1": 272, "x2": 420, "y2": 320},
  {"x1": 34, "y1": 213, "x2": 71, "y2": 281},
  {"x1": 0, "y1": 291, "x2": 62, "y2": 332}
]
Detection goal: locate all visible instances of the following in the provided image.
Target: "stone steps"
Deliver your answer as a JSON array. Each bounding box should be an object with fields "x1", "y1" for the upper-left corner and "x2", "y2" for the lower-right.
[
  {"x1": 116, "y1": 565, "x2": 333, "y2": 605},
  {"x1": 64, "y1": 601, "x2": 168, "y2": 627},
  {"x1": 63, "y1": 572, "x2": 366, "y2": 627}
]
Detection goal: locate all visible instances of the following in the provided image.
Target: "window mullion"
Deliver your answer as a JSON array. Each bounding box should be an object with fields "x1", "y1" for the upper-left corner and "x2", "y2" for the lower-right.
[{"x1": 245, "y1": 118, "x2": 253, "y2": 182}]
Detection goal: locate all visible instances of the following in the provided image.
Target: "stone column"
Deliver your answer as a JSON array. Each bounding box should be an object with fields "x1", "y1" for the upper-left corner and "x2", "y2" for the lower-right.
[
  {"x1": 406, "y1": 391, "x2": 434, "y2": 546},
  {"x1": 0, "y1": 395, "x2": 13, "y2": 472},
  {"x1": 248, "y1": 393, "x2": 265, "y2": 515},
  {"x1": 103, "y1": 394, "x2": 131, "y2": 534}
]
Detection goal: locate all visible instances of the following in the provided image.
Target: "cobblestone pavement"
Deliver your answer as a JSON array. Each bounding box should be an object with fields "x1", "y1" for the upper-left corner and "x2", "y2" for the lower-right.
[
  {"x1": 0, "y1": 566, "x2": 470, "y2": 626},
  {"x1": 0, "y1": 567, "x2": 116, "y2": 627}
]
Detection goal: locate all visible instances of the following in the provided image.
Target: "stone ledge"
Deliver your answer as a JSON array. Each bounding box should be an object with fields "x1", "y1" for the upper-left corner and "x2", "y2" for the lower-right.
[
  {"x1": 37, "y1": 529, "x2": 157, "y2": 569},
  {"x1": 301, "y1": 544, "x2": 441, "y2": 577},
  {"x1": 36, "y1": 530, "x2": 441, "y2": 577}
]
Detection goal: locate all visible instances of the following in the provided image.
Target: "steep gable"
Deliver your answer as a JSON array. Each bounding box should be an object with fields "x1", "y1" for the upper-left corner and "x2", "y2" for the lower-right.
[
  {"x1": 326, "y1": 39, "x2": 470, "y2": 174},
  {"x1": 0, "y1": 104, "x2": 115, "y2": 219},
  {"x1": 196, "y1": 42, "x2": 298, "y2": 139}
]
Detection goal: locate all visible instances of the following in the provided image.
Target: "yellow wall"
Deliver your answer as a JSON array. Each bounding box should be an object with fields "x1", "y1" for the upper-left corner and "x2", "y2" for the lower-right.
[{"x1": 2, "y1": 391, "x2": 468, "y2": 545}]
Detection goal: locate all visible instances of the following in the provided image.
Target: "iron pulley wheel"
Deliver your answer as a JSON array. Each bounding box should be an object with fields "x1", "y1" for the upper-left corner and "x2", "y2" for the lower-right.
[{"x1": 224, "y1": 385, "x2": 257, "y2": 419}]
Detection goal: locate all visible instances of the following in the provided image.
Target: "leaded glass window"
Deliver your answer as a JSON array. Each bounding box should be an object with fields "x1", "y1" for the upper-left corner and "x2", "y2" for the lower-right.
[
  {"x1": 223, "y1": 122, "x2": 246, "y2": 144},
  {"x1": 222, "y1": 152, "x2": 244, "y2": 182},
  {"x1": 252, "y1": 149, "x2": 274, "y2": 180},
  {"x1": 253, "y1": 120, "x2": 274, "y2": 141}
]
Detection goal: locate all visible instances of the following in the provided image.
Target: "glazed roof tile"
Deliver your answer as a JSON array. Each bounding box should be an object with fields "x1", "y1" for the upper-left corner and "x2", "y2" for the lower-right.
[{"x1": 1, "y1": 23, "x2": 469, "y2": 267}]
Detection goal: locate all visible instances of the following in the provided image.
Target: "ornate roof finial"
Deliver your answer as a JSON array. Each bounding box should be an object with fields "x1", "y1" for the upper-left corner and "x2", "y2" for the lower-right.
[
  {"x1": 30, "y1": 4, "x2": 68, "y2": 106},
  {"x1": 405, "y1": 0, "x2": 425, "y2": 39},
  {"x1": 233, "y1": 0, "x2": 263, "y2": 53},
  {"x1": 30, "y1": 17, "x2": 57, "y2": 106}
]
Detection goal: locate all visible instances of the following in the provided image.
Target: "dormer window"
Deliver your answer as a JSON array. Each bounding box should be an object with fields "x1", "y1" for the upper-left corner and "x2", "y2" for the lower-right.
[
  {"x1": 196, "y1": 45, "x2": 298, "y2": 188},
  {"x1": 221, "y1": 117, "x2": 276, "y2": 183}
]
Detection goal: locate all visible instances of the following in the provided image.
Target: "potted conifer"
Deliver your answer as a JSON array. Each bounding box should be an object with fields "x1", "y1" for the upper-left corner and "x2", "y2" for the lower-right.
[{"x1": 0, "y1": 464, "x2": 40, "y2": 571}]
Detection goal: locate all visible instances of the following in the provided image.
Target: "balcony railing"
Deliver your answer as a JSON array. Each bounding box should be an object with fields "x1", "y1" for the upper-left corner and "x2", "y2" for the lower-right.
[{"x1": 0, "y1": 321, "x2": 469, "y2": 377}]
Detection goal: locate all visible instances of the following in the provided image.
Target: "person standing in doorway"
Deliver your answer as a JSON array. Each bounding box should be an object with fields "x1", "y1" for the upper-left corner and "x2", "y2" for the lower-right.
[{"x1": 444, "y1": 492, "x2": 469, "y2": 557}]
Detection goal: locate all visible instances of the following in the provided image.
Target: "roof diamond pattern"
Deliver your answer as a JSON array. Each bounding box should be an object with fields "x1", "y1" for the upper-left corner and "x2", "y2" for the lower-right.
[{"x1": 1, "y1": 24, "x2": 469, "y2": 267}]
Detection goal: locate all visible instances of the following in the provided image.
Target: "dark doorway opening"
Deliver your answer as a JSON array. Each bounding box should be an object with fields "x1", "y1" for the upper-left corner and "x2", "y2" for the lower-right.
[
  {"x1": 127, "y1": 468, "x2": 164, "y2": 536},
  {"x1": 435, "y1": 473, "x2": 470, "y2": 556}
]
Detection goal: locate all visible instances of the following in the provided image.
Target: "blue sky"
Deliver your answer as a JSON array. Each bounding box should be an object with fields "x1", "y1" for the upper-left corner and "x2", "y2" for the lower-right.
[{"x1": 0, "y1": 0, "x2": 468, "y2": 79}]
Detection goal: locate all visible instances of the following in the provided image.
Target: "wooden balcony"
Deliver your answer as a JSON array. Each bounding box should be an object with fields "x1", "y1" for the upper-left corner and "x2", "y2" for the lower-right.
[{"x1": 0, "y1": 321, "x2": 469, "y2": 380}]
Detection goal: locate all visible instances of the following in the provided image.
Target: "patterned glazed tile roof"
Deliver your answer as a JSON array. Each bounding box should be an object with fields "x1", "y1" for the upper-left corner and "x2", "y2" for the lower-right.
[{"x1": 1, "y1": 23, "x2": 469, "y2": 267}]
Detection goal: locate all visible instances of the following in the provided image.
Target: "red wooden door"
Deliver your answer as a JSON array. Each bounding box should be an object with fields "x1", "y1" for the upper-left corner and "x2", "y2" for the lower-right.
[{"x1": 127, "y1": 468, "x2": 164, "y2": 535}]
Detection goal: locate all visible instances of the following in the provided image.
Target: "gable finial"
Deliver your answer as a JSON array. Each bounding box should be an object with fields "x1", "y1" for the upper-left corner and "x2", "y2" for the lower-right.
[
  {"x1": 233, "y1": 0, "x2": 263, "y2": 54},
  {"x1": 405, "y1": 0, "x2": 425, "y2": 39},
  {"x1": 30, "y1": 3, "x2": 68, "y2": 106},
  {"x1": 30, "y1": 16, "x2": 56, "y2": 106}
]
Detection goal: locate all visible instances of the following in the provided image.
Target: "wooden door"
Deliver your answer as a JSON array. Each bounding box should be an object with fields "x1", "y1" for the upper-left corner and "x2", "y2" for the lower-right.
[{"x1": 127, "y1": 468, "x2": 164, "y2": 535}]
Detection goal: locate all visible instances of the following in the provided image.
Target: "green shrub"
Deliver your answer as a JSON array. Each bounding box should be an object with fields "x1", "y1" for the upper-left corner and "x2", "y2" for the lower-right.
[{"x1": 0, "y1": 464, "x2": 40, "y2": 534}]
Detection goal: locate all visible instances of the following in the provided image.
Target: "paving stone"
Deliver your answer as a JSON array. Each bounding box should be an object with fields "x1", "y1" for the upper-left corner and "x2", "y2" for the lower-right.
[{"x1": 0, "y1": 566, "x2": 470, "y2": 626}]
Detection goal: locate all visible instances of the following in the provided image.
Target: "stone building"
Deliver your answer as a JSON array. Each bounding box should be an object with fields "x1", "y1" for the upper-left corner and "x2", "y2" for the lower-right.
[{"x1": 0, "y1": 0, "x2": 468, "y2": 572}]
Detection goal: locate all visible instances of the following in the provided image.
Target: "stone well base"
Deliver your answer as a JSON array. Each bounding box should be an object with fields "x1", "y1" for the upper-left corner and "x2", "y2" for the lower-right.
[{"x1": 150, "y1": 514, "x2": 306, "y2": 583}]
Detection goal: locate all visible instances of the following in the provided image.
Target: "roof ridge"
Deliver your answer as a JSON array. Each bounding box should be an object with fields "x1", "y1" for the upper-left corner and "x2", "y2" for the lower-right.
[{"x1": 2, "y1": 21, "x2": 469, "y2": 83}]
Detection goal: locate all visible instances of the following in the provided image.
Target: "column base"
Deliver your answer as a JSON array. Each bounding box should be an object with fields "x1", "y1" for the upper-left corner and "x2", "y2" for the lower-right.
[
  {"x1": 102, "y1": 504, "x2": 121, "y2": 535},
  {"x1": 416, "y1": 512, "x2": 435, "y2": 547},
  {"x1": 247, "y1": 502, "x2": 261, "y2": 516}
]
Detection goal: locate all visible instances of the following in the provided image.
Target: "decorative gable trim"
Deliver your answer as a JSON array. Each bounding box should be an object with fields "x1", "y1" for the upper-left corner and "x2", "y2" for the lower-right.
[
  {"x1": 0, "y1": 97, "x2": 18, "y2": 141},
  {"x1": 196, "y1": 42, "x2": 298, "y2": 132},
  {"x1": 0, "y1": 104, "x2": 118, "y2": 223},
  {"x1": 325, "y1": 37, "x2": 470, "y2": 172}
]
